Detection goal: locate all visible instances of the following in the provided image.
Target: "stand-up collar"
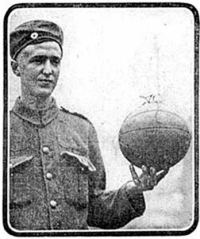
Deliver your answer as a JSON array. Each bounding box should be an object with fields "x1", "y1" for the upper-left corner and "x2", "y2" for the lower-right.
[{"x1": 11, "y1": 96, "x2": 59, "y2": 126}]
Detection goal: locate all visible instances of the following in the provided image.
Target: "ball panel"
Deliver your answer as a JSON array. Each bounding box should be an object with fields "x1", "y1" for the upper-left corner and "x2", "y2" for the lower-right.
[
  {"x1": 119, "y1": 128, "x2": 191, "y2": 171},
  {"x1": 120, "y1": 110, "x2": 190, "y2": 134}
]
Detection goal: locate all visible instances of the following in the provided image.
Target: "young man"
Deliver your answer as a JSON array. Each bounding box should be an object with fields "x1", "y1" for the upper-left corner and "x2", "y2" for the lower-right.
[{"x1": 9, "y1": 20, "x2": 169, "y2": 230}]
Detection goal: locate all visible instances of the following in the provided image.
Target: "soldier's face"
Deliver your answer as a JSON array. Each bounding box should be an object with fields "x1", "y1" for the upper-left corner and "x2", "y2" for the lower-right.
[{"x1": 14, "y1": 41, "x2": 62, "y2": 98}]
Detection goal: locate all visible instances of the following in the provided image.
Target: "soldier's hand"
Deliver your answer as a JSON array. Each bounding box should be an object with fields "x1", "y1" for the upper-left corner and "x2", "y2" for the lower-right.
[{"x1": 129, "y1": 164, "x2": 169, "y2": 192}]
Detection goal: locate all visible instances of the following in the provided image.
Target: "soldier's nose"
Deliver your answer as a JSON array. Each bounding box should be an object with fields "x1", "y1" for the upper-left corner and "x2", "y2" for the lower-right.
[{"x1": 43, "y1": 60, "x2": 53, "y2": 76}]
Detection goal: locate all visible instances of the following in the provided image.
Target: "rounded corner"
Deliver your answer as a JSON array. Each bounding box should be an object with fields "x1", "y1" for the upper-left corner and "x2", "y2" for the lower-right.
[
  {"x1": 3, "y1": 3, "x2": 26, "y2": 27},
  {"x1": 181, "y1": 3, "x2": 200, "y2": 24},
  {"x1": 181, "y1": 214, "x2": 199, "y2": 236},
  {"x1": 3, "y1": 218, "x2": 21, "y2": 237}
]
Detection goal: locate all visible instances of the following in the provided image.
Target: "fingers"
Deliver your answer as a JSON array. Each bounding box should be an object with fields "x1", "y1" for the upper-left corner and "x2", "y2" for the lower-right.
[
  {"x1": 150, "y1": 166, "x2": 156, "y2": 175},
  {"x1": 142, "y1": 165, "x2": 156, "y2": 176},
  {"x1": 129, "y1": 164, "x2": 169, "y2": 191},
  {"x1": 141, "y1": 165, "x2": 157, "y2": 190},
  {"x1": 146, "y1": 167, "x2": 156, "y2": 190},
  {"x1": 150, "y1": 167, "x2": 158, "y2": 186},
  {"x1": 141, "y1": 165, "x2": 154, "y2": 189},
  {"x1": 156, "y1": 168, "x2": 170, "y2": 183},
  {"x1": 141, "y1": 165, "x2": 148, "y2": 174},
  {"x1": 129, "y1": 164, "x2": 140, "y2": 186}
]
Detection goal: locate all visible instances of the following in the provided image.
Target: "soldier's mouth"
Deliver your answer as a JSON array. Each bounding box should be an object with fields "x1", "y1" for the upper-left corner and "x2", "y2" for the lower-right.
[{"x1": 38, "y1": 79, "x2": 53, "y2": 83}]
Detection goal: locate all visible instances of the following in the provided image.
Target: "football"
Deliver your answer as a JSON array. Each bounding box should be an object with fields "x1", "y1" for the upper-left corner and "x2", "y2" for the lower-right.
[{"x1": 118, "y1": 108, "x2": 191, "y2": 172}]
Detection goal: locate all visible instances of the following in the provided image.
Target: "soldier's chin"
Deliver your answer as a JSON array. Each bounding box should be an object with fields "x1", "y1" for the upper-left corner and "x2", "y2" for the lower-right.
[{"x1": 35, "y1": 88, "x2": 55, "y2": 98}]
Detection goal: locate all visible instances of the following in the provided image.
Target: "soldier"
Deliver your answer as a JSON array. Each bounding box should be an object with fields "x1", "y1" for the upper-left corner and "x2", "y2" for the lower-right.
[{"x1": 9, "y1": 20, "x2": 168, "y2": 230}]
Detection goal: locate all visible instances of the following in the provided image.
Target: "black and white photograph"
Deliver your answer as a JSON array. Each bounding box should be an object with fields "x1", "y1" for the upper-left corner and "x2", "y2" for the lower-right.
[{"x1": 2, "y1": 2, "x2": 199, "y2": 237}]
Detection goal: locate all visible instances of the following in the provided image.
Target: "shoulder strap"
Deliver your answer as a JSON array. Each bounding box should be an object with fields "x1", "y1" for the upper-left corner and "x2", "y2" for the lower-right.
[{"x1": 60, "y1": 106, "x2": 92, "y2": 124}]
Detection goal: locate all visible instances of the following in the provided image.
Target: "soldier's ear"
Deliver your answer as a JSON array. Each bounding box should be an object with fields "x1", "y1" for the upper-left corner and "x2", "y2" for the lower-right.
[{"x1": 11, "y1": 60, "x2": 21, "y2": 77}]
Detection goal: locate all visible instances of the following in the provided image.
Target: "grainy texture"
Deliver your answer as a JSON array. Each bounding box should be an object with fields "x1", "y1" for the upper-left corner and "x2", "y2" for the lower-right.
[
  {"x1": 9, "y1": 97, "x2": 145, "y2": 230},
  {"x1": 7, "y1": 6, "x2": 195, "y2": 231}
]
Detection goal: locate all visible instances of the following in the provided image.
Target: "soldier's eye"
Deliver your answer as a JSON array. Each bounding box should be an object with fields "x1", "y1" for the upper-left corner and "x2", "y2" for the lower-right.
[
  {"x1": 30, "y1": 56, "x2": 45, "y2": 65},
  {"x1": 51, "y1": 57, "x2": 61, "y2": 66}
]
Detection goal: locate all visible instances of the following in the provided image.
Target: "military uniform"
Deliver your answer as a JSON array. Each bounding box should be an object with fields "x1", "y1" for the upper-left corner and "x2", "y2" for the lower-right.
[
  {"x1": 9, "y1": 97, "x2": 145, "y2": 230},
  {"x1": 9, "y1": 20, "x2": 146, "y2": 230}
]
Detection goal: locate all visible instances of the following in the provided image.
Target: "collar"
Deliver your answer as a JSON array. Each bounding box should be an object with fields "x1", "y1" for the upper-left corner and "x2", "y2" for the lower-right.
[{"x1": 11, "y1": 96, "x2": 59, "y2": 126}]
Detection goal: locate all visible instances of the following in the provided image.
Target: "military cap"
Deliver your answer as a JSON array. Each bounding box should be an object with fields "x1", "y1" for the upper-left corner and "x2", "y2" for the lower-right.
[{"x1": 10, "y1": 20, "x2": 64, "y2": 60}]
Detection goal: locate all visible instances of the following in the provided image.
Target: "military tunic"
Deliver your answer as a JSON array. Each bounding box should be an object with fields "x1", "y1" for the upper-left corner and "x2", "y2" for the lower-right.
[{"x1": 9, "y1": 97, "x2": 145, "y2": 230}]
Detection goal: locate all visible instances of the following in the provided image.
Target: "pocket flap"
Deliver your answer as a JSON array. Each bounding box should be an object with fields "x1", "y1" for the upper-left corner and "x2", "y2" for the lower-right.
[
  {"x1": 10, "y1": 155, "x2": 33, "y2": 169},
  {"x1": 61, "y1": 150, "x2": 96, "y2": 172}
]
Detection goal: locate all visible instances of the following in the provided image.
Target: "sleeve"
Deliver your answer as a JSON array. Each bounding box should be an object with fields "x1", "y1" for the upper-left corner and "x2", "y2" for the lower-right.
[{"x1": 87, "y1": 124, "x2": 146, "y2": 229}]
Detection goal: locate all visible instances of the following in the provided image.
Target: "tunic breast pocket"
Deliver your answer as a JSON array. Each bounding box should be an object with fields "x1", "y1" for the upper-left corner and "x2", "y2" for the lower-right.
[
  {"x1": 10, "y1": 154, "x2": 34, "y2": 209},
  {"x1": 59, "y1": 150, "x2": 96, "y2": 211}
]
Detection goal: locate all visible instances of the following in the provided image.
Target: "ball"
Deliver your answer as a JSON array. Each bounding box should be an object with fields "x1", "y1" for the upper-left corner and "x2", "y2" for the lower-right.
[{"x1": 118, "y1": 108, "x2": 191, "y2": 172}]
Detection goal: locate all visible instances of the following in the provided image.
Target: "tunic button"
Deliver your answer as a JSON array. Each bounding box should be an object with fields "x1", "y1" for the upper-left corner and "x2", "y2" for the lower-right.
[
  {"x1": 46, "y1": 173, "x2": 53, "y2": 180},
  {"x1": 81, "y1": 167, "x2": 85, "y2": 172},
  {"x1": 53, "y1": 220, "x2": 62, "y2": 229},
  {"x1": 43, "y1": 146, "x2": 50, "y2": 154},
  {"x1": 50, "y1": 200, "x2": 57, "y2": 208}
]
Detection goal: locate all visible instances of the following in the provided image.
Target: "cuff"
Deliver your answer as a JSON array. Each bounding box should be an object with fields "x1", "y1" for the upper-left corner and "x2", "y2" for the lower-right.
[{"x1": 124, "y1": 181, "x2": 146, "y2": 217}]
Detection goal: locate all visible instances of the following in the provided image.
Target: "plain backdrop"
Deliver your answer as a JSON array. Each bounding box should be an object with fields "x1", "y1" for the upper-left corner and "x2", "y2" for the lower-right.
[{"x1": 7, "y1": 5, "x2": 195, "y2": 231}]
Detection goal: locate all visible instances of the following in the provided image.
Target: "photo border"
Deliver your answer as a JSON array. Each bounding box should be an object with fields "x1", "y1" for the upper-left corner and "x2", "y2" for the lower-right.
[{"x1": 3, "y1": 2, "x2": 199, "y2": 237}]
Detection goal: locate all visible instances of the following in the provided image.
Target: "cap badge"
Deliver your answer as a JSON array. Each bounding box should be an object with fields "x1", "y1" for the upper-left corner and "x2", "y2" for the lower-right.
[{"x1": 31, "y1": 32, "x2": 38, "y2": 39}]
